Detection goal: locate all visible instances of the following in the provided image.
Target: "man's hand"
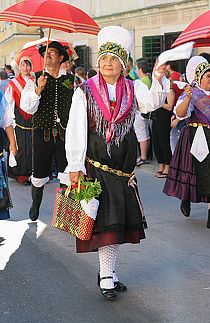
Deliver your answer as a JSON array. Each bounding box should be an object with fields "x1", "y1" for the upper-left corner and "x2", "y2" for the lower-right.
[{"x1": 35, "y1": 75, "x2": 48, "y2": 96}]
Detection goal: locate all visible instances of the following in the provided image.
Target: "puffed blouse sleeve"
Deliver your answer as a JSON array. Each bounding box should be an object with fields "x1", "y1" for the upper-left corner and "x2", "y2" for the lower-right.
[
  {"x1": 134, "y1": 76, "x2": 170, "y2": 114},
  {"x1": 65, "y1": 87, "x2": 87, "y2": 174},
  {"x1": 174, "y1": 93, "x2": 194, "y2": 120},
  {"x1": 0, "y1": 94, "x2": 14, "y2": 129}
]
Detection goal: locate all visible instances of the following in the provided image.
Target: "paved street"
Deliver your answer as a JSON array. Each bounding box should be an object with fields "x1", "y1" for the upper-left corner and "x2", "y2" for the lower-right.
[{"x1": 0, "y1": 165, "x2": 210, "y2": 323}]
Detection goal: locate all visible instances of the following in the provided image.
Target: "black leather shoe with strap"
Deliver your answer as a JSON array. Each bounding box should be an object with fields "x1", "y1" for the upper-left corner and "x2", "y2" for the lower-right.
[
  {"x1": 99, "y1": 276, "x2": 117, "y2": 300},
  {"x1": 98, "y1": 272, "x2": 127, "y2": 292}
]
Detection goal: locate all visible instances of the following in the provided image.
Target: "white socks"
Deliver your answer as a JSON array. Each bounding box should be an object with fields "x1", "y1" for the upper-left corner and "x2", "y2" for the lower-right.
[{"x1": 98, "y1": 244, "x2": 119, "y2": 289}]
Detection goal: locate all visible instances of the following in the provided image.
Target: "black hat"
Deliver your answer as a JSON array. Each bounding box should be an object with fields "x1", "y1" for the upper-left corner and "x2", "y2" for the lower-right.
[{"x1": 38, "y1": 41, "x2": 69, "y2": 63}]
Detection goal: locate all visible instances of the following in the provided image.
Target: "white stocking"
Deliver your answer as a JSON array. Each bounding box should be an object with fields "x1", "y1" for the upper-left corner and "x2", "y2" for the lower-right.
[
  {"x1": 111, "y1": 245, "x2": 119, "y2": 283},
  {"x1": 98, "y1": 244, "x2": 118, "y2": 289}
]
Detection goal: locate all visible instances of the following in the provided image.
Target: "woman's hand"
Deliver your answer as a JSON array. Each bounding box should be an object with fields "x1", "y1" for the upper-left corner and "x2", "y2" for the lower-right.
[
  {"x1": 69, "y1": 171, "x2": 84, "y2": 185},
  {"x1": 9, "y1": 143, "x2": 18, "y2": 157},
  {"x1": 4, "y1": 125, "x2": 18, "y2": 157},
  {"x1": 152, "y1": 60, "x2": 166, "y2": 82},
  {"x1": 184, "y1": 85, "x2": 193, "y2": 99},
  {"x1": 171, "y1": 117, "x2": 180, "y2": 128}
]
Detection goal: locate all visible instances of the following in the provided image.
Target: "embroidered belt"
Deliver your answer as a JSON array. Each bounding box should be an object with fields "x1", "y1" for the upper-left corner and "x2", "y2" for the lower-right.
[
  {"x1": 16, "y1": 123, "x2": 32, "y2": 130},
  {"x1": 187, "y1": 122, "x2": 210, "y2": 129},
  {"x1": 86, "y1": 157, "x2": 134, "y2": 178}
]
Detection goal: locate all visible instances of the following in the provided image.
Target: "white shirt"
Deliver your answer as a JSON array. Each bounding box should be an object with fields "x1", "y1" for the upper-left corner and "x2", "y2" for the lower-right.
[
  {"x1": 20, "y1": 67, "x2": 67, "y2": 115},
  {"x1": 65, "y1": 77, "x2": 170, "y2": 174},
  {"x1": 134, "y1": 76, "x2": 170, "y2": 114}
]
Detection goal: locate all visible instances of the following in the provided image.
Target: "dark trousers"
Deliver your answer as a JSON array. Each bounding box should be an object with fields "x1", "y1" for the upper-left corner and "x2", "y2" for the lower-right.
[
  {"x1": 152, "y1": 109, "x2": 172, "y2": 165},
  {"x1": 32, "y1": 128, "x2": 67, "y2": 178}
]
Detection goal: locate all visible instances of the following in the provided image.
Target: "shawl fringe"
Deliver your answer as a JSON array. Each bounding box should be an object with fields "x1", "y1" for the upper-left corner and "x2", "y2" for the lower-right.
[{"x1": 82, "y1": 83, "x2": 137, "y2": 157}]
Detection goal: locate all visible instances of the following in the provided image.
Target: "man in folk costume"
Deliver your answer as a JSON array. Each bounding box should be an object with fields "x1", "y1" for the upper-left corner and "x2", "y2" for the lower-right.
[
  {"x1": 20, "y1": 41, "x2": 74, "y2": 221},
  {"x1": 163, "y1": 56, "x2": 210, "y2": 228},
  {"x1": 5, "y1": 57, "x2": 33, "y2": 185},
  {"x1": 65, "y1": 26, "x2": 169, "y2": 300}
]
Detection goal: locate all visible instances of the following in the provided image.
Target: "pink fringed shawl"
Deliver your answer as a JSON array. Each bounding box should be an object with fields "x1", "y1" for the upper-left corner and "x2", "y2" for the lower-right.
[{"x1": 86, "y1": 72, "x2": 134, "y2": 144}]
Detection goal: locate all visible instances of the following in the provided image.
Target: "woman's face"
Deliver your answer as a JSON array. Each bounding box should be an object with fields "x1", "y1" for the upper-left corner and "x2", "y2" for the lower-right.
[
  {"x1": 20, "y1": 61, "x2": 32, "y2": 76},
  {"x1": 200, "y1": 71, "x2": 210, "y2": 91},
  {"x1": 99, "y1": 55, "x2": 122, "y2": 80}
]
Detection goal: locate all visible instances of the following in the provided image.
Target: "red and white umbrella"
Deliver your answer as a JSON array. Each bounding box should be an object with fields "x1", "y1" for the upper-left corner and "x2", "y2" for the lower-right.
[
  {"x1": 0, "y1": 0, "x2": 100, "y2": 69},
  {"x1": 11, "y1": 37, "x2": 78, "y2": 73},
  {"x1": 0, "y1": 0, "x2": 100, "y2": 35},
  {"x1": 171, "y1": 10, "x2": 210, "y2": 48}
]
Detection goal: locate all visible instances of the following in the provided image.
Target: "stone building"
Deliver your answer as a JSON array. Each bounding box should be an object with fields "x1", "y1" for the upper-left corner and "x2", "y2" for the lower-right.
[{"x1": 0, "y1": 0, "x2": 209, "y2": 71}]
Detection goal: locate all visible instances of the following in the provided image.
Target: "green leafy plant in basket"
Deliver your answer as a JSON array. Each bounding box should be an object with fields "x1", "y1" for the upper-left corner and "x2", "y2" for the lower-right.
[{"x1": 73, "y1": 177, "x2": 102, "y2": 203}]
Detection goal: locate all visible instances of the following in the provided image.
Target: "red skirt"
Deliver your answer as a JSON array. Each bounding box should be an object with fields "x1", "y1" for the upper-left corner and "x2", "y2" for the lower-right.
[{"x1": 76, "y1": 230, "x2": 145, "y2": 253}]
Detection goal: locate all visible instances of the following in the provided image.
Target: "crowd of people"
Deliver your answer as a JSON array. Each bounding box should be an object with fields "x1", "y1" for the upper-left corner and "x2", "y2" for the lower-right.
[{"x1": 0, "y1": 25, "x2": 209, "y2": 300}]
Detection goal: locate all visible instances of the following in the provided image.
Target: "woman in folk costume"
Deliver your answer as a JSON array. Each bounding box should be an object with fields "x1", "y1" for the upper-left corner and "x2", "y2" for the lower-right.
[
  {"x1": 65, "y1": 26, "x2": 168, "y2": 300},
  {"x1": 5, "y1": 57, "x2": 33, "y2": 185},
  {"x1": 163, "y1": 56, "x2": 210, "y2": 228},
  {"x1": 0, "y1": 92, "x2": 17, "y2": 220}
]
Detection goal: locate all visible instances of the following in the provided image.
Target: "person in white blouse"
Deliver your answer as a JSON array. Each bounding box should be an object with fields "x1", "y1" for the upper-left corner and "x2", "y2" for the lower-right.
[
  {"x1": 5, "y1": 57, "x2": 33, "y2": 186},
  {"x1": 163, "y1": 56, "x2": 210, "y2": 228},
  {"x1": 65, "y1": 26, "x2": 168, "y2": 300},
  {"x1": 0, "y1": 91, "x2": 17, "y2": 220}
]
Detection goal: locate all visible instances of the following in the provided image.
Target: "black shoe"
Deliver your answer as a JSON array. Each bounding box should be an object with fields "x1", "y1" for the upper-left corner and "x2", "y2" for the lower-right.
[
  {"x1": 29, "y1": 185, "x2": 44, "y2": 221},
  {"x1": 23, "y1": 180, "x2": 31, "y2": 186},
  {"x1": 114, "y1": 281, "x2": 127, "y2": 292},
  {"x1": 98, "y1": 272, "x2": 127, "y2": 292},
  {"x1": 29, "y1": 203, "x2": 40, "y2": 221},
  {"x1": 207, "y1": 209, "x2": 210, "y2": 229},
  {"x1": 180, "y1": 200, "x2": 191, "y2": 217},
  {"x1": 99, "y1": 276, "x2": 117, "y2": 300}
]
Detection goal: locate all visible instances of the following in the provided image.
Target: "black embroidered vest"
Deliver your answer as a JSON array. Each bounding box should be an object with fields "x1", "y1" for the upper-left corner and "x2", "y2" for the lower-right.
[{"x1": 33, "y1": 71, "x2": 74, "y2": 130}]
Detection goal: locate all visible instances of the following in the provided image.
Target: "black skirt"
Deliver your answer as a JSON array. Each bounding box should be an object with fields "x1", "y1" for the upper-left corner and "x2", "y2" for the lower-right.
[{"x1": 76, "y1": 129, "x2": 146, "y2": 253}]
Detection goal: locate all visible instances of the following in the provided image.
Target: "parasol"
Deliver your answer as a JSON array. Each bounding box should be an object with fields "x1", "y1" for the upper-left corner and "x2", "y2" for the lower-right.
[
  {"x1": 11, "y1": 37, "x2": 78, "y2": 73},
  {"x1": 0, "y1": 0, "x2": 99, "y2": 69},
  {"x1": 171, "y1": 10, "x2": 210, "y2": 48}
]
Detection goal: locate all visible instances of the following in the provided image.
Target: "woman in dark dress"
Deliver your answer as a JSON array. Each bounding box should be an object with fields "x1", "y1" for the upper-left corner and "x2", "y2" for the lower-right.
[
  {"x1": 163, "y1": 56, "x2": 210, "y2": 228},
  {"x1": 0, "y1": 92, "x2": 17, "y2": 220},
  {"x1": 5, "y1": 57, "x2": 32, "y2": 185},
  {"x1": 65, "y1": 26, "x2": 167, "y2": 300},
  {"x1": 152, "y1": 72, "x2": 175, "y2": 177}
]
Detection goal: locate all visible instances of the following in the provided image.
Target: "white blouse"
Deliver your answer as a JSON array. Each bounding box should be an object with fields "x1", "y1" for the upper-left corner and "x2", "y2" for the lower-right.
[
  {"x1": 65, "y1": 78, "x2": 170, "y2": 174},
  {"x1": 174, "y1": 86, "x2": 210, "y2": 120},
  {"x1": 134, "y1": 76, "x2": 170, "y2": 114},
  {"x1": 1, "y1": 97, "x2": 14, "y2": 130}
]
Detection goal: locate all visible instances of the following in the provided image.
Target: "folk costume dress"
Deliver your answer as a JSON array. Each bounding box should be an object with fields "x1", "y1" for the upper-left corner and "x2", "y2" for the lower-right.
[
  {"x1": 65, "y1": 72, "x2": 169, "y2": 253},
  {"x1": 0, "y1": 92, "x2": 14, "y2": 220},
  {"x1": 5, "y1": 74, "x2": 33, "y2": 183},
  {"x1": 163, "y1": 86, "x2": 210, "y2": 203}
]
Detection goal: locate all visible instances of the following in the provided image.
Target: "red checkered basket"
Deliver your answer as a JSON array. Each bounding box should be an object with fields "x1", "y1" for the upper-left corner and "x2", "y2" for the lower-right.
[{"x1": 52, "y1": 186, "x2": 94, "y2": 241}]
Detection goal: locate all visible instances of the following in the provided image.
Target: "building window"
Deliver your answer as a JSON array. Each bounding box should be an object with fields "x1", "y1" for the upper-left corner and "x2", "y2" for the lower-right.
[
  {"x1": 142, "y1": 32, "x2": 187, "y2": 74},
  {"x1": 142, "y1": 35, "x2": 163, "y2": 71},
  {"x1": 74, "y1": 45, "x2": 90, "y2": 70}
]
